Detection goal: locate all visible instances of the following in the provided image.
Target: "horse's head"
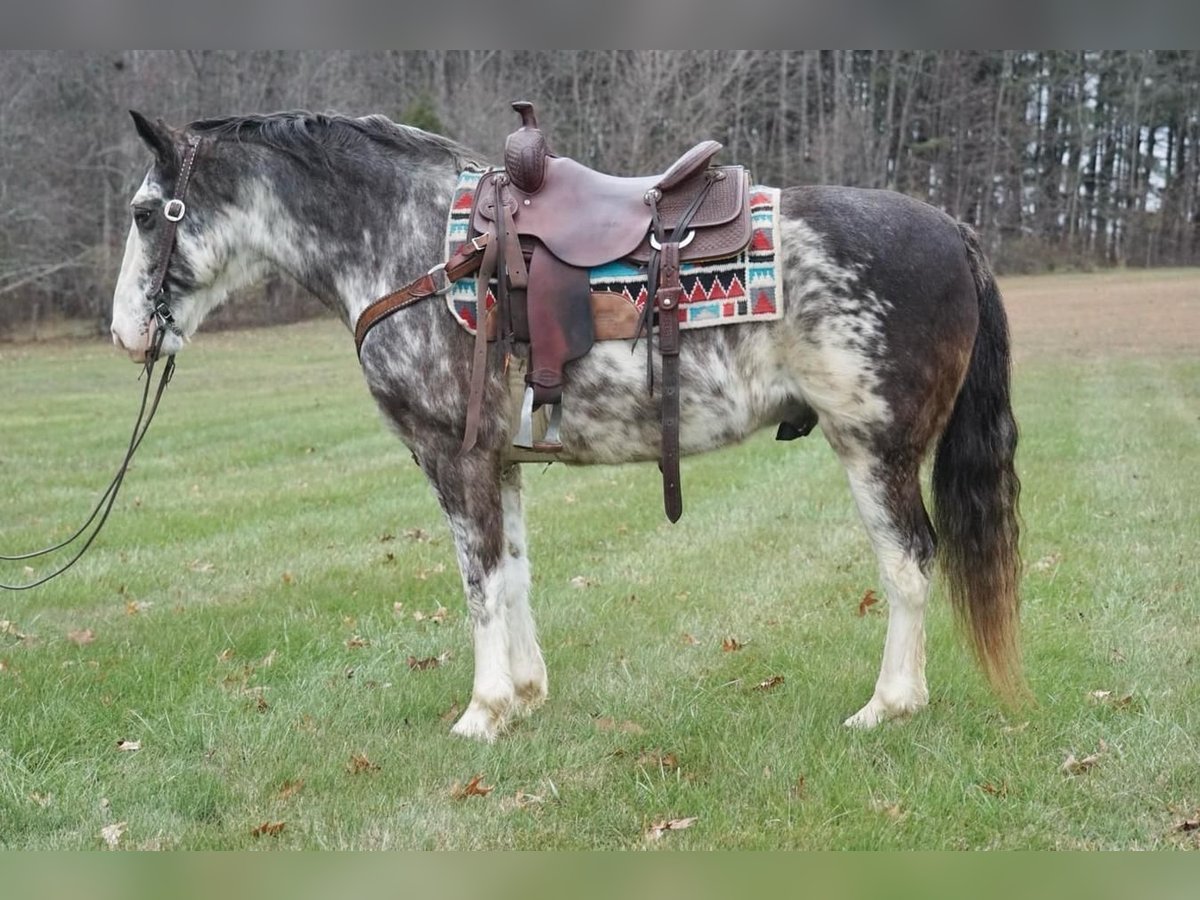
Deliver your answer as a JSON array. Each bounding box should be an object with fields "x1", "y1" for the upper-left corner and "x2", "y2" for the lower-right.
[{"x1": 111, "y1": 112, "x2": 268, "y2": 361}]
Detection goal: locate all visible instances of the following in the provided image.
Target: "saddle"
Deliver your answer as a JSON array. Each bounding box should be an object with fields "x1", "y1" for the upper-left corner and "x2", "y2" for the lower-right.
[
  {"x1": 354, "y1": 101, "x2": 756, "y2": 521},
  {"x1": 468, "y1": 102, "x2": 753, "y2": 521}
]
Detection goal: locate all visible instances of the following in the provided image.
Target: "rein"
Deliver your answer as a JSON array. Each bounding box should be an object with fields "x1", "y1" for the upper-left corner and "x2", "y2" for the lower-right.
[{"x1": 0, "y1": 135, "x2": 201, "y2": 591}]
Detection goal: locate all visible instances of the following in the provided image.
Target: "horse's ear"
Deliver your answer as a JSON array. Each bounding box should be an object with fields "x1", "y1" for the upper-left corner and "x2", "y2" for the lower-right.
[{"x1": 129, "y1": 110, "x2": 178, "y2": 169}]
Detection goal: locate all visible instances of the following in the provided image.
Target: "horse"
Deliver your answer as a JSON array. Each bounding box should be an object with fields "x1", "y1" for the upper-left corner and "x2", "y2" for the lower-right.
[{"x1": 110, "y1": 109, "x2": 1023, "y2": 742}]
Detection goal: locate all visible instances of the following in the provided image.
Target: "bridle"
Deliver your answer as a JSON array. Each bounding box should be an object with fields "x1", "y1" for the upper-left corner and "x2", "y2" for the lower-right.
[{"x1": 0, "y1": 134, "x2": 203, "y2": 591}]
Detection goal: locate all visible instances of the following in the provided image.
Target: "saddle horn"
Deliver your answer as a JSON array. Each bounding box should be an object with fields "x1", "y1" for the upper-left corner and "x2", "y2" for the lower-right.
[{"x1": 505, "y1": 100, "x2": 549, "y2": 193}]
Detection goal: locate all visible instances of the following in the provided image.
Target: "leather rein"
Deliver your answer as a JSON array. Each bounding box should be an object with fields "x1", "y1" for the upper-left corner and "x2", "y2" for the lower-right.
[{"x1": 0, "y1": 135, "x2": 201, "y2": 591}]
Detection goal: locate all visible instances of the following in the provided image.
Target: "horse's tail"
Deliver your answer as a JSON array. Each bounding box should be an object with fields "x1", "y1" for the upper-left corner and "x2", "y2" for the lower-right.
[{"x1": 933, "y1": 224, "x2": 1026, "y2": 702}]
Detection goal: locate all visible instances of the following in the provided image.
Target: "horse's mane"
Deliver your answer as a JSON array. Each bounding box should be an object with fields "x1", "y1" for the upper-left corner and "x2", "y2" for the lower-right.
[{"x1": 187, "y1": 110, "x2": 480, "y2": 169}]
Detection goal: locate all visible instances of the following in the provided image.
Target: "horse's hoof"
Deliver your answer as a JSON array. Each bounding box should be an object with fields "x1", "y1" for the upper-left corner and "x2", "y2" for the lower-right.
[
  {"x1": 844, "y1": 683, "x2": 928, "y2": 729},
  {"x1": 450, "y1": 700, "x2": 507, "y2": 742},
  {"x1": 513, "y1": 679, "x2": 548, "y2": 716}
]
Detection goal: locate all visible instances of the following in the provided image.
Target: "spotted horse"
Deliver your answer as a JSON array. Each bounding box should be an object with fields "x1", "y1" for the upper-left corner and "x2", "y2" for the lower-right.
[{"x1": 111, "y1": 106, "x2": 1024, "y2": 742}]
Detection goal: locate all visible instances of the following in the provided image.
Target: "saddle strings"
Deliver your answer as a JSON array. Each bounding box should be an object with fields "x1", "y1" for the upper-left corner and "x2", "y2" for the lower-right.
[{"x1": 0, "y1": 329, "x2": 176, "y2": 591}]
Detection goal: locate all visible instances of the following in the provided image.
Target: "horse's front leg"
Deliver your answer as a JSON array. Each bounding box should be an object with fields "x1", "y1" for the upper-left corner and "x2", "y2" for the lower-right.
[
  {"x1": 500, "y1": 463, "x2": 547, "y2": 713},
  {"x1": 422, "y1": 450, "x2": 514, "y2": 741}
]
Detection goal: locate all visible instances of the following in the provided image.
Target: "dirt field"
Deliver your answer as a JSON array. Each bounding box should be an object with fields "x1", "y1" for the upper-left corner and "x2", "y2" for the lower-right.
[{"x1": 1000, "y1": 268, "x2": 1200, "y2": 360}]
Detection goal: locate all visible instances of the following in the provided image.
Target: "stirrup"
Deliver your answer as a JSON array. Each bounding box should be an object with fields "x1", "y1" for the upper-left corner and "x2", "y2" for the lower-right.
[
  {"x1": 514, "y1": 385, "x2": 536, "y2": 449},
  {"x1": 534, "y1": 402, "x2": 563, "y2": 452}
]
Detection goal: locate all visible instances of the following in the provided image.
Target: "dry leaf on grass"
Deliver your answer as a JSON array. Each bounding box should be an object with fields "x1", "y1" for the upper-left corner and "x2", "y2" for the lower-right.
[
  {"x1": 1061, "y1": 749, "x2": 1103, "y2": 775},
  {"x1": 407, "y1": 652, "x2": 448, "y2": 671},
  {"x1": 755, "y1": 675, "x2": 785, "y2": 691},
  {"x1": 258, "y1": 649, "x2": 278, "y2": 668},
  {"x1": 636, "y1": 750, "x2": 679, "y2": 772},
  {"x1": 594, "y1": 716, "x2": 645, "y2": 734},
  {"x1": 0, "y1": 620, "x2": 28, "y2": 641},
  {"x1": 870, "y1": 800, "x2": 907, "y2": 821},
  {"x1": 100, "y1": 822, "x2": 127, "y2": 849},
  {"x1": 403, "y1": 528, "x2": 430, "y2": 542},
  {"x1": 251, "y1": 821, "x2": 286, "y2": 837},
  {"x1": 280, "y1": 572, "x2": 295, "y2": 585},
  {"x1": 1172, "y1": 816, "x2": 1200, "y2": 833},
  {"x1": 680, "y1": 633, "x2": 701, "y2": 646},
  {"x1": 1088, "y1": 689, "x2": 1133, "y2": 708},
  {"x1": 67, "y1": 628, "x2": 95, "y2": 647},
  {"x1": 277, "y1": 779, "x2": 304, "y2": 801},
  {"x1": 979, "y1": 781, "x2": 1009, "y2": 797},
  {"x1": 1029, "y1": 553, "x2": 1062, "y2": 573},
  {"x1": 188, "y1": 559, "x2": 215, "y2": 573},
  {"x1": 347, "y1": 753, "x2": 380, "y2": 775},
  {"x1": 439, "y1": 700, "x2": 462, "y2": 723},
  {"x1": 857, "y1": 589, "x2": 880, "y2": 617},
  {"x1": 115, "y1": 739, "x2": 141, "y2": 752},
  {"x1": 721, "y1": 637, "x2": 743, "y2": 652},
  {"x1": 504, "y1": 790, "x2": 544, "y2": 810},
  {"x1": 644, "y1": 816, "x2": 698, "y2": 841},
  {"x1": 451, "y1": 774, "x2": 494, "y2": 800},
  {"x1": 217, "y1": 647, "x2": 235, "y2": 663},
  {"x1": 1002, "y1": 721, "x2": 1030, "y2": 734},
  {"x1": 790, "y1": 775, "x2": 807, "y2": 799},
  {"x1": 569, "y1": 575, "x2": 594, "y2": 589},
  {"x1": 346, "y1": 635, "x2": 370, "y2": 650}
]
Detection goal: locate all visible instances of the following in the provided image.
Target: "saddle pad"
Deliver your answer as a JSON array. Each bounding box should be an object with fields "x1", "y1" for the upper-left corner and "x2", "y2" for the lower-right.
[{"x1": 444, "y1": 168, "x2": 783, "y2": 335}]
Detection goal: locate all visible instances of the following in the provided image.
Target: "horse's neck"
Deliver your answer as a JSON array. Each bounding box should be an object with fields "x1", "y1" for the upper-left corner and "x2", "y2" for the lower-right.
[{"x1": 260, "y1": 153, "x2": 459, "y2": 325}]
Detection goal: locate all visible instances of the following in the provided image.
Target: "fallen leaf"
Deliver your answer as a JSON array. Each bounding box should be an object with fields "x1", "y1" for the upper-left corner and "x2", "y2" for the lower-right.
[
  {"x1": 645, "y1": 816, "x2": 698, "y2": 841},
  {"x1": 508, "y1": 790, "x2": 544, "y2": 809},
  {"x1": 429, "y1": 605, "x2": 449, "y2": 624},
  {"x1": 569, "y1": 575, "x2": 594, "y2": 589},
  {"x1": 1029, "y1": 553, "x2": 1062, "y2": 573},
  {"x1": 67, "y1": 628, "x2": 95, "y2": 647},
  {"x1": 258, "y1": 649, "x2": 278, "y2": 668},
  {"x1": 870, "y1": 800, "x2": 907, "y2": 821},
  {"x1": 790, "y1": 775, "x2": 807, "y2": 799},
  {"x1": 407, "y1": 653, "x2": 447, "y2": 670},
  {"x1": 721, "y1": 637, "x2": 744, "y2": 652},
  {"x1": 1061, "y1": 751, "x2": 1103, "y2": 775},
  {"x1": 217, "y1": 647, "x2": 235, "y2": 663},
  {"x1": 636, "y1": 750, "x2": 679, "y2": 771},
  {"x1": 29, "y1": 791, "x2": 52, "y2": 808},
  {"x1": 281, "y1": 572, "x2": 294, "y2": 585},
  {"x1": 277, "y1": 779, "x2": 304, "y2": 801},
  {"x1": 755, "y1": 675, "x2": 785, "y2": 691},
  {"x1": 1172, "y1": 816, "x2": 1200, "y2": 833},
  {"x1": 124, "y1": 600, "x2": 152, "y2": 615},
  {"x1": 347, "y1": 753, "x2": 380, "y2": 775},
  {"x1": 451, "y1": 774, "x2": 494, "y2": 800},
  {"x1": 1002, "y1": 721, "x2": 1029, "y2": 734},
  {"x1": 115, "y1": 739, "x2": 141, "y2": 752},
  {"x1": 403, "y1": 528, "x2": 430, "y2": 542},
  {"x1": 393, "y1": 602, "x2": 405, "y2": 614},
  {"x1": 100, "y1": 822, "x2": 127, "y2": 849},
  {"x1": 594, "y1": 716, "x2": 645, "y2": 734},
  {"x1": 680, "y1": 633, "x2": 701, "y2": 646},
  {"x1": 188, "y1": 559, "x2": 215, "y2": 573},
  {"x1": 252, "y1": 695, "x2": 270, "y2": 713},
  {"x1": 251, "y1": 821, "x2": 286, "y2": 837},
  {"x1": 1088, "y1": 690, "x2": 1113, "y2": 702},
  {"x1": 1089, "y1": 689, "x2": 1133, "y2": 709},
  {"x1": 979, "y1": 781, "x2": 1009, "y2": 797},
  {"x1": 439, "y1": 700, "x2": 462, "y2": 723},
  {"x1": 0, "y1": 620, "x2": 28, "y2": 640},
  {"x1": 346, "y1": 635, "x2": 370, "y2": 649},
  {"x1": 857, "y1": 589, "x2": 880, "y2": 617}
]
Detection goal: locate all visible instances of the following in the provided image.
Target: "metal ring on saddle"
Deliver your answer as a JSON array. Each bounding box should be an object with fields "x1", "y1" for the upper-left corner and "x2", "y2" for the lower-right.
[
  {"x1": 649, "y1": 230, "x2": 695, "y2": 251},
  {"x1": 427, "y1": 262, "x2": 452, "y2": 295}
]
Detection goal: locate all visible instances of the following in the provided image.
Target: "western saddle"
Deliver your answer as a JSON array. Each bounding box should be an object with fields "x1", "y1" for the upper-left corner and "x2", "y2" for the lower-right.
[{"x1": 356, "y1": 101, "x2": 757, "y2": 521}]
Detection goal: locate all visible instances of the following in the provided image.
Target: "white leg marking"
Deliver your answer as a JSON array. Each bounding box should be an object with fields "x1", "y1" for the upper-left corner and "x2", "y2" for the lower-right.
[
  {"x1": 500, "y1": 468, "x2": 547, "y2": 714},
  {"x1": 451, "y1": 568, "x2": 515, "y2": 742},
  {"x1": 839, "y1": 457, "x2": 931, "y2": 728}
]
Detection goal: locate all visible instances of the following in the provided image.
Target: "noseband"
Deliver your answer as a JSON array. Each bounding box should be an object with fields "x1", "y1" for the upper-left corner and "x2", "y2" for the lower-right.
[{"x1": 0, "y1": 134, "x2": 202, "y2": 591}]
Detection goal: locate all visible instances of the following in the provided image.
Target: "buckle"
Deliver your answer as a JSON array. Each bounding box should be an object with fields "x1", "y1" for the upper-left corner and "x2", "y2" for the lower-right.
[
  {"x1": 649, "y1": 230, "x2": 695, "y2": 251},
  {"x1": 470, "y1": 233, "x2": 490, "y2": 252},
  {"x1": 163, "y1": 199, "x2": 186, "y2": 222},
  {"x1": 426, "y1": 263, "x2": 452, "y2": 295}
]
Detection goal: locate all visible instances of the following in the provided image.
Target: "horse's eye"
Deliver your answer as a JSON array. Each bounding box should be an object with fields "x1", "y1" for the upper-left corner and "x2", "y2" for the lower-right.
[{"x1": 133, "y1": 207, "x2": 154, "y2": 230}]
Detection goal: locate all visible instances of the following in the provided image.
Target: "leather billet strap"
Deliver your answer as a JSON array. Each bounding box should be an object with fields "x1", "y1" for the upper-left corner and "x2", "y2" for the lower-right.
[
  {"x1": 147, "y1": 134, "x2": 203, "y2": 305},
  {"x1": 657, "y1": 240, "x2": 683, "y2": 523},
  {"x1": 354, "y1": 233, "x2": 490, "y2": 356}
]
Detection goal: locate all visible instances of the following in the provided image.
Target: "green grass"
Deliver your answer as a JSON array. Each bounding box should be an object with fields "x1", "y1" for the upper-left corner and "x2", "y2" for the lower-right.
[{"x1": 1, "y1": 304, "x2": 1197, "y2": 849}]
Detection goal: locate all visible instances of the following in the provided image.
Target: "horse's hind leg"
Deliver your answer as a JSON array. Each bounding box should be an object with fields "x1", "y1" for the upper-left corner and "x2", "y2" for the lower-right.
[
  {"x1": 833, "y1": 441, "x2": 936, "y2": 727},
  {"x1": 500, "y1": 464, "x2": 548, "y2": 713},
  {"x1": 422, "y1": 451, "x2": 515, "y2": 741}
]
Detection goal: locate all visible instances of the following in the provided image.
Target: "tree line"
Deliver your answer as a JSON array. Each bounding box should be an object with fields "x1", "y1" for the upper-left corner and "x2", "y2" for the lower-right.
[{"x1": 2, "y1": 50, "x2": 1196, "y2": 337}]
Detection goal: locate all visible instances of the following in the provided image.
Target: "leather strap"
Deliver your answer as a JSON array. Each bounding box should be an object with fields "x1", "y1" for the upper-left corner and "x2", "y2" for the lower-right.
[
  {"x1": 354, "y1": 234, "x2": 488, "y2": 355},
  {"x1": 147, "y1": 134, "x2": 202, "y2": 302},
  {"x1": 657, "y1": 240, "x2": 683, "y2": 523},
  {"x1": 459, "y1": 228, "x2": 499, "y2": 454}
]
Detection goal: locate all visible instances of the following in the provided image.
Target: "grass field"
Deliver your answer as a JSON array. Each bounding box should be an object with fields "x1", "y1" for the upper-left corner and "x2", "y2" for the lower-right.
[{"x1": 1, "y1": 270, "x2": 1197, "y2": 849}]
